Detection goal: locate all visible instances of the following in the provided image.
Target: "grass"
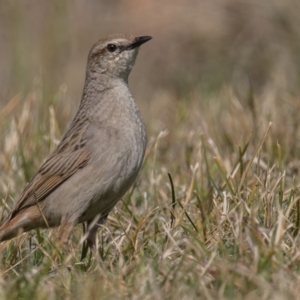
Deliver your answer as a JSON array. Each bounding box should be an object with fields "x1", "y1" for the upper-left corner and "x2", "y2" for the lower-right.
[
  {"x1": 1, "y1": 81, "x2": 300, "y2": 299},
  {"x1": 1, "y1": 1, "x2": 300, "y2": 298}
]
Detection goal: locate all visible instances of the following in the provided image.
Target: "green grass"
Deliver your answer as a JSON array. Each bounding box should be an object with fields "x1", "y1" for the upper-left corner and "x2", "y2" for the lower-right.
[{"x1": 1, "y1": 82, "x2": 300, "y2": 299}]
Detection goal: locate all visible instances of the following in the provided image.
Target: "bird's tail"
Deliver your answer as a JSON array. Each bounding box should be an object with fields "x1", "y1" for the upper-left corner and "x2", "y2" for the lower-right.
[{"x1": 0, "y1": 208, "x2": 43, "y2": 242}]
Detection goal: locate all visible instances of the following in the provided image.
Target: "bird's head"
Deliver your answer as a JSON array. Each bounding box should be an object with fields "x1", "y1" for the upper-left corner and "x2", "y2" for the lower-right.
[{"x1": 87, "y1": 34, "x2": 152, "y2": 81}]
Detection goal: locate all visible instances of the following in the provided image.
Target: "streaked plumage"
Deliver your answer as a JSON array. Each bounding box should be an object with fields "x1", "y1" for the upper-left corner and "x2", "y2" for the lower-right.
[{"x1": 0, "y1": 34, "x2": 151, "y2": 255}]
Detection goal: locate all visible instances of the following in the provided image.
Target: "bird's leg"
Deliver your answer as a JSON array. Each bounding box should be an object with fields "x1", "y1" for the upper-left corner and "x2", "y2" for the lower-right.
[
  {"x1": 81, "y1": 214, "x2": 107, "y2": 261},
  {"x1": 52, "y1": 219, "x2": 77, "y2": 266},
  {"x1": 58, "y1": 219, "x2": 76, "y2": 247},
  {"x1": 85, "y1": 224, "x2": 98, "y2": 254}
]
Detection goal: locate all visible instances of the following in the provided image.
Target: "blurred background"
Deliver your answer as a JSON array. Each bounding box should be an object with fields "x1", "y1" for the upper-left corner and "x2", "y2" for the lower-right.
[
  {"x1": 1, "y1": 0, "x2": 300, "y2": 171},
  {"x1": 2, "y1": 2, "x2": 300, "y2": 296}
]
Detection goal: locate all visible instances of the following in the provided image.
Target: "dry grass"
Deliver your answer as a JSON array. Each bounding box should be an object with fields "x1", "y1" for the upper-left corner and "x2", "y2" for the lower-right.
[
  {"x1": 1, "y1": 1, "x2": 300, "y2": 299},
  {"x1": 1, "y1": 82, "x2": 300, "y2": 299}
]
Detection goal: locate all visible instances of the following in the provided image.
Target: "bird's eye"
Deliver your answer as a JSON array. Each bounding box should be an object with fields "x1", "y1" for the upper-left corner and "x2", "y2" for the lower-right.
[{"x1": 107, "y1": 44, "x2": 117, "y2": 52}]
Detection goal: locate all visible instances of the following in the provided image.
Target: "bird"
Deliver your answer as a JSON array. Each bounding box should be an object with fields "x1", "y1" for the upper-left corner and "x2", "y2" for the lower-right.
[{"x1": 0, "y1": 34, "x2": 151, "y2": 256}]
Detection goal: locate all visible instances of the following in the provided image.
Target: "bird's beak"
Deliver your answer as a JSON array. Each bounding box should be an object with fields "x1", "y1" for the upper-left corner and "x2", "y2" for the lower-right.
[{"x1": 125, "y1": 36, "x2": 152, "y2": 51}]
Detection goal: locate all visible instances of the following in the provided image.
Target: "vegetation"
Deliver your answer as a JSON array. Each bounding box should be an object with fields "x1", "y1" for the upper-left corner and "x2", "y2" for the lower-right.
[{"x1": 1, "y1": 1, "x2": 300, "y2": 299}]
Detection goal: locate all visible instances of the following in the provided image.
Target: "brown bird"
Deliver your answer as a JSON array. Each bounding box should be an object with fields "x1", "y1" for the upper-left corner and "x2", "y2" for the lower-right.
[{"x1": 0, "y1": 34, "x2": 151, "y2": 256}]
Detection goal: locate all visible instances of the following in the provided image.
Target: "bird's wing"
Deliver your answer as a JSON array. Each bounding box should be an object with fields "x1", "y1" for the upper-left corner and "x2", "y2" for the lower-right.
[{"x1": 10, "y1": 121, "x2": 91, "y2": 218}]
